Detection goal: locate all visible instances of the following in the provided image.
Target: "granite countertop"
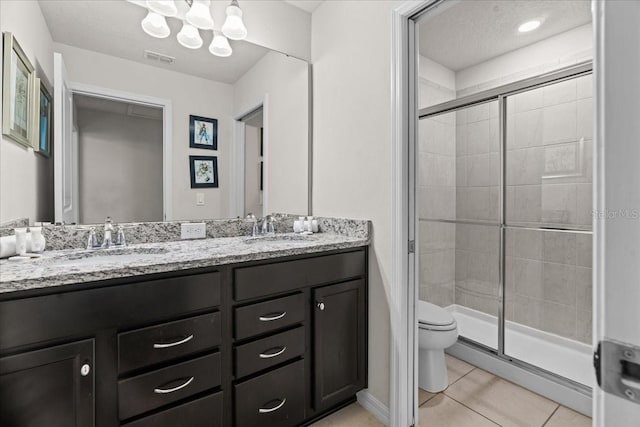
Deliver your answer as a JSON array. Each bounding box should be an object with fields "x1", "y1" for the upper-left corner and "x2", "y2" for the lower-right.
[{"x1": 0, "y1": 233, "x2": 368, "y2": 294}]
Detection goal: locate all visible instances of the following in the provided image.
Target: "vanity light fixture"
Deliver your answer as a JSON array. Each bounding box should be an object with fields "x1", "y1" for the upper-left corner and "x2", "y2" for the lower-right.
[
  {"x1": 177, "y1": 21, "x2": 203, "y2": 49},
  {"x1": 141, "y1": 10, "x2": 171, "y2": 38},
  {"x1": 209, "y1": 31, "x2": 232, "y2": 57},
  {"x1": 222, "y1": 0, "x2": 247, "y2": 41},
  {"x1": 146, "y1": 0, "x2": 178, "y2": 17},
  {"x1": 138, "y1": 0, "x2": 246, "y2": 58},
  {"x1": 518, "y1": 19, "x2": 541, "y2": 33},
  {"x1": 185, "y1": 0, "x2": 214, "y2": 30}
]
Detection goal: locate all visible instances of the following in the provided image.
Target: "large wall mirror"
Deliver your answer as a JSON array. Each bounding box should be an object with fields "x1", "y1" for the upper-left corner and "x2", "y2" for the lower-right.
[{"x1": 0, "y1": 0, "x2": 310, "y2": 226}]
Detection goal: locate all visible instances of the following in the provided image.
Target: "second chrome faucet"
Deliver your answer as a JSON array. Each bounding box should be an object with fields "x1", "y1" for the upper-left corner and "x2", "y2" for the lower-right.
[{"x1": 87, "y1": 217, "x2": 127, "y2": 250}]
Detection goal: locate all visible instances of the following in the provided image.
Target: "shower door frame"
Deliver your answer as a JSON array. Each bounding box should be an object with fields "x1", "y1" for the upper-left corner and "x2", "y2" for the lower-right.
[{"x1": 418, "y1": 61, "x2": 594, "y2": 397}]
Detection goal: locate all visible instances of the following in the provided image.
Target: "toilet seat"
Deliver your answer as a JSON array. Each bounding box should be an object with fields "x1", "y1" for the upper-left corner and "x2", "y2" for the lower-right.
[
  {"x1": 418, "y1": 300, "x2": 456, "y2": 331},
  {"x1": 418, "y1": 320, "x2": 457, "y2": 332}
]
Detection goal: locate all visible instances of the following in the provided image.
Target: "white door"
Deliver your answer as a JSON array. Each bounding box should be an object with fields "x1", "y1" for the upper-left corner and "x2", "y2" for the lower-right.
[
  {"x1": 593, "y1": 0, "x2": 640, "y2": 425},
  {"x1": 54, "y1": 53, "x2": 78, "y2": 224}
]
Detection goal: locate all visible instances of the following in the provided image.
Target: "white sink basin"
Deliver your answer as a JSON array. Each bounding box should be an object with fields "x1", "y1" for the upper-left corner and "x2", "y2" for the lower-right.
[{"x1": 46, "y1": 246, "x2": 169, "y2": 267}]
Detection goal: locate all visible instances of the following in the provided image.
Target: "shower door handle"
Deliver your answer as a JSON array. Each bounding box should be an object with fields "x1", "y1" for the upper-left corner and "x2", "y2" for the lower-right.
[{"x1": 596, "y1": 340, "x2": 640, "y2": 405}]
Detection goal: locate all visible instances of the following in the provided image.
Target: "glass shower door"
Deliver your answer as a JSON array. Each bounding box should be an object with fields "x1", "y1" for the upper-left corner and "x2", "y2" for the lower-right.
[
  {"x1": 503, "y1": 74, "x2": 594, "y2": 387},
  {"x1": 418, "y1": 100, "x2": 502, "y2": 350}
]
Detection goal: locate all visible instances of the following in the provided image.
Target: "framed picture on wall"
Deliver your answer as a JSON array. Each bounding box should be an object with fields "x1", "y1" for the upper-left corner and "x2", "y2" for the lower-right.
[
  {"x1": 189, "y1": 115, "x2": 217, "y2": 150},
  {"x1": 38, "y1": 82, "x2": 53, "y2": 157},
  {"x1": 190, "y1": 155, "x2": 219, "y2": 188},
  {"x1": 2, "y1": 32, "x2": 36, "y2": 148}
]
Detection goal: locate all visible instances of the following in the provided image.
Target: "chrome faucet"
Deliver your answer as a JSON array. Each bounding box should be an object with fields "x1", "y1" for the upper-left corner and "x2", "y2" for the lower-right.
[
  {"x1": 261, "y1": 215, "x2": 275, "y2": 235},
  {"x1": 86, "y1": 217, "x2": 126, "y2": 250},
  {"x1": 102, "y1": 217, "x2": 115, "y2": 249},
  {"x1": 246, "y1": 213, "x2": 275, "y2": 237}
]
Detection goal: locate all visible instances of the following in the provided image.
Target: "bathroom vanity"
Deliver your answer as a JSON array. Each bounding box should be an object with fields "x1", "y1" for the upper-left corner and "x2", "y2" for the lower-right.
[{"x1": 0, "y1": 233, "x2": 368, "y2": 426}]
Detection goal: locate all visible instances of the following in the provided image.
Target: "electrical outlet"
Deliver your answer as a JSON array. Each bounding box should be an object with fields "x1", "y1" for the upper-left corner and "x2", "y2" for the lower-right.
[
  {"x1": 181, "y1": 222, "x2": 206, "y2": 239},
  {"x1": 196, "y1": 193, "x2": 205, "y2": 206}
]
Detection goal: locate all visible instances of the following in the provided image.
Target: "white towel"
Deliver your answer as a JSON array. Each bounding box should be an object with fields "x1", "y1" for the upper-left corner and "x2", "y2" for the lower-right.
[{"x1": 0, "y1": 234, "x2": 34, "y2": 259}]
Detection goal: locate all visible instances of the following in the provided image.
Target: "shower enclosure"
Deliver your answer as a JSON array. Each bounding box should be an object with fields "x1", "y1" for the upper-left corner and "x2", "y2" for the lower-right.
[{"x1": 418, "y1": 63, "x2": 593, "y2": 391}]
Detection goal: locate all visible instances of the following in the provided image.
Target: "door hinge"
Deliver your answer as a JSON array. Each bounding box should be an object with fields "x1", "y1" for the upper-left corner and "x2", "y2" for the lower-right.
[
  {"x1": 596, "y1": 340, "x2": 640, "y2": 405},
  {"x1": 408, "y1": 240, "x2": 415, "y2": 254}
]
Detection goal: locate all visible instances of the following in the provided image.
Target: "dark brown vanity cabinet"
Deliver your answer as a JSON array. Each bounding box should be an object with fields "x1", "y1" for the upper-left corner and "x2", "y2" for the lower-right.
[
  {"x1": 0, "y1": 247, "x2": 367, "y2": 426},
  {"x1": 0, "y1": 339, "x2": 95, "y2": 427},
  {"x1": 313, "y1": 279, "x2": 367, "y2": 411}
]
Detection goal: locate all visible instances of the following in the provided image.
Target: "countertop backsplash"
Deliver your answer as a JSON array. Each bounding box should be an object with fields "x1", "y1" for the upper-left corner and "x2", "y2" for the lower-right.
[{"x1": 0, "y1": 214, "x2": 370, "y2": 251}]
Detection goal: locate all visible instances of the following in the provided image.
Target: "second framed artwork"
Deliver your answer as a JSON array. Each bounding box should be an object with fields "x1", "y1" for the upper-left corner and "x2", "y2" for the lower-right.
[
  {"x1": 189, "y1": 155, "x2": 218, "y2": 188},
  {"x1": 38, "y1": 82, "x2": 53, "y2": 157},
  {"x1": 189, "y1": 114, "x2": 217, "y2": 150}
]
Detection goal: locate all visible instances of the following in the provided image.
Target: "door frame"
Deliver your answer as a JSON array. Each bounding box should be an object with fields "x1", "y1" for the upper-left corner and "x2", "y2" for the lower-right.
[
  {"x1": 390, "y1": 0, "x2": 640, "y2": 426},
  {"x1": 232, "y1": 96, "x2": 269, "y2": 218},
  {"x1": 592, "y1": 0, "x2": 640, "y2": 424},
  {"x1": 58, "y1": 80, "x2": 173, "y2": 222},
  {"x1": 390, "y1": 1, "x2": 440, "y2": 426}
]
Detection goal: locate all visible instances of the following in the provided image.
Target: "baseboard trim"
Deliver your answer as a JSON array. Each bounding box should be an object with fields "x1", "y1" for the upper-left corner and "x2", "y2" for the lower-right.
[{"x1": 357, "y1": 389, "x2": 390, "y2": 426}]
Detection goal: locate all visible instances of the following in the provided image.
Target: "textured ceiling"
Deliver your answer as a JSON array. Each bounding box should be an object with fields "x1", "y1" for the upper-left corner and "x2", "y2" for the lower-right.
[
  {"x1": 418, "y1": 0, "x2": 592, "y2": 71},
  {"x1": 39, "y1": 0, "x2": 270, "y2": 84}
]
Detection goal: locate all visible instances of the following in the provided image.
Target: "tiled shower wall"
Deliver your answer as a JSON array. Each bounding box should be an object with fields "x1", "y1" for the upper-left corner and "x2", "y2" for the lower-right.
[
  {"x1": 418, "y1": 75, "x2": 456, "y2": 305},
  {"x1": 503, "y1": 74, "x2": 593, "y2": 343},
  {"x1": 419, "y1": 74, "x2": 593, "y2": 344},
  {"x1": 453, "y1": 101, "x2": 502, "y2": 316}
]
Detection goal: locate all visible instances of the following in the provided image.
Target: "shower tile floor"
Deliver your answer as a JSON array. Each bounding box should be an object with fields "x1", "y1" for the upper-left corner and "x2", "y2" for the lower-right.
[{"x1": 311, "y1": 355, "x2": 591, "y2": 427}]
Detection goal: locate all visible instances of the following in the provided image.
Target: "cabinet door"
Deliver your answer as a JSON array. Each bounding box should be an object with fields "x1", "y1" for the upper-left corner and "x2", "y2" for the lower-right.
[
  {"x1": 313, "y1": 279, "x2": 366, "y2": 410},
  {"x1": 0, "y1": 339, "x2": 94, "y2": 427}
]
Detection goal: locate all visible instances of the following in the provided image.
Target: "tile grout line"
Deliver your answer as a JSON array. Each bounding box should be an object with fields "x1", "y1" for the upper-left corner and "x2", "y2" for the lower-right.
[
  {"x1": 541, "y1": 404, "x2": 561, "y2": 427},
  {"x1": 417, "y1": 363, "x2": 477, "y2": 408},
  {"x1": 443, "y1": 393, "x2": 504, "y2": 426}
]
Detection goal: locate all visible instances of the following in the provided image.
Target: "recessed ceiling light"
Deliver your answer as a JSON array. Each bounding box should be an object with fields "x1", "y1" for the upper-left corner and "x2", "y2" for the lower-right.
[{"x1": 518, "y1": 20, "x2": 541, "y2": 33}]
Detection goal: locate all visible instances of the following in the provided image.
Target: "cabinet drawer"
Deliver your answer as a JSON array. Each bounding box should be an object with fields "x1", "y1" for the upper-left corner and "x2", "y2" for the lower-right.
[
  {"x1": 118, "y1": 312, "x2": 221, "y2": 374},
  {"x1": 235, "y1": 327, "x2": 305, "y2": 378},
  {"x1": 119, "y1": 352, "x2": 221, "y2": 420},
  {"x1": 122, "y1": 392, "x2": 222, "y2": 427},
  {"x1": 234, "y1": 250, "x2": 365, "y2": 301},
  {"x1": 234, "y1": 293, "x2": 305, "y2": 340},
  {"x1": 234, "y1": 360, "x2": 305, "y2": 427},
  {"x1": 0, "y1": 271, "x2": 221, "y2": 352}
]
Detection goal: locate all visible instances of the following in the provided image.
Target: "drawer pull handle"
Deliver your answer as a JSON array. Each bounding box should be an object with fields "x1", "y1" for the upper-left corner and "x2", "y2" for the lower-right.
[
  {"x1": 259, "y1": 346, "x2": 287, "y2": 359},
  {"x1": 259, "y1": 312, "x2": 286, "y2": 322},
  {"x1": 259, "y1": 398, "x2": 287, "y2": 414},
  {"x1": 153, "y1": 334, "x2": 194, "y2": 349},
  {"x1": 153, "y1": 376, "x2": 194, "y2": 394}
]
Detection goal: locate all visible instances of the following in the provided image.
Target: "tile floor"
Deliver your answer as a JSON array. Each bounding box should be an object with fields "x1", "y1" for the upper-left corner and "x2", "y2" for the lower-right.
[{"x1": 311, "y1": 355, "x2": 592, "y2": 427}]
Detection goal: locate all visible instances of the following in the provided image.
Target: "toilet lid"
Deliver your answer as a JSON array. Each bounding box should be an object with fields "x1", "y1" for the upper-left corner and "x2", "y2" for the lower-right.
[{"x1": 418, "y1": 300, "x2": 455, "y2": 326}]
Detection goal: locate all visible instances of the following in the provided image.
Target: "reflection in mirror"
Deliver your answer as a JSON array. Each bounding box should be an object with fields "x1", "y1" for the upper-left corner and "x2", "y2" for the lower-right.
[
  {"x1": 240, "y1": 108, "x2": 264, "y2": 217},
  {"x1": 74, "y1": 95, "x2": 164, "y2": 224},
  {"x1": 0, "y1": 0, "x2": 309, "y2": 226}
]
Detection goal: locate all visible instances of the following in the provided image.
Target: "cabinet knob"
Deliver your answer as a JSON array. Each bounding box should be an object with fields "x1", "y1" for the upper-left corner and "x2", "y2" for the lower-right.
[
  {"x1": 317, "y1": 302, "x2": 325, "y2": 311},
  {"x1": 80, "y1": 363, "x2": 91, "y2": 377}
]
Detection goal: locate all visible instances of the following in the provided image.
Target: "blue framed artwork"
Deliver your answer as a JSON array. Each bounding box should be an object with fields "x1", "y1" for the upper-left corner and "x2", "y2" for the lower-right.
[
  {"x1": 38, "y1": 82, "x2": 52, "y2": 157},
  {"x1": 189, "y1": 155, "x2": 218, "y2": 188},
  {"x1": 189, "y1": 114, "x2": 217, "y2": 150}
]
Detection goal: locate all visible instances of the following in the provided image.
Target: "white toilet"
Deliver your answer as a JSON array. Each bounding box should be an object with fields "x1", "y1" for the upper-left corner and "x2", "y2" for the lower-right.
[{"x1": 418, "y1": 300, "x2": 459, "y2": 392}]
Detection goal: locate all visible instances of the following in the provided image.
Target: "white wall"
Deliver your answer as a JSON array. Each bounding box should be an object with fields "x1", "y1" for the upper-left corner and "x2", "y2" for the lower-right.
[
  {"x1": 456, "y1": 24, "x2": 593, "y2": 96},
  {"x1": 55, "y1": 43, "x2": 234, "y2": 221},
  {"x1": 234, "y1": 51, "x2": 308, "y2": 216},
  {"x1": 312, "y1": 0, "x2": 402, "y2": 408},
  {"x1": 0, "y1": 0, "x2": 55, "y2": 224},
  {"x1": 76, "y1": 108, "x2": 163, "y2": 224},
  {"x1": 215, "y1": 0, "x2": 312, "y2": 61},
  {"x1": 418, "y1": 55, "x2": 456, "y2": 109}
]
